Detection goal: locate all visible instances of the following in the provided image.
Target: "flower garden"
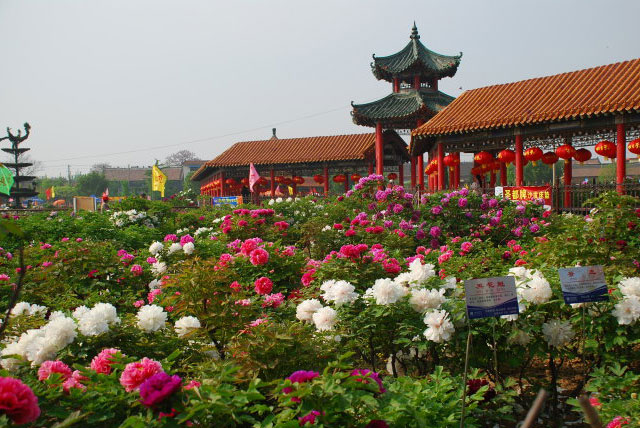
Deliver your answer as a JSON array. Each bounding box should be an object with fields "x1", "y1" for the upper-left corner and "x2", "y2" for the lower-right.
[{"x1": 0, "y1": 175, "x2": 639, "y2": 427}]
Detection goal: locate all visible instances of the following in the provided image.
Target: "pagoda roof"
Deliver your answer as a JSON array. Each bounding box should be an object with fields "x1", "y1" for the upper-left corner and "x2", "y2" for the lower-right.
[
  {"x1": 351, "y1": 90, "x2": 455, "y2": 129},
  {"x1": 372, "y1": 23, "x2": 462, "y2": 82},
  {"x1": 191, "y1": 131, "x2": 409, "y2": 181}
]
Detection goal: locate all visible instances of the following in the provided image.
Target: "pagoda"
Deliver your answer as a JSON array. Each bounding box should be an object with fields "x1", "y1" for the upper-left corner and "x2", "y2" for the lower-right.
[
  {"x1": 1, "y1": 123, "x2": 38, "y2": 207},
  {"x1": 351, "y1": 23, "x2": 461, "y2": 189}
]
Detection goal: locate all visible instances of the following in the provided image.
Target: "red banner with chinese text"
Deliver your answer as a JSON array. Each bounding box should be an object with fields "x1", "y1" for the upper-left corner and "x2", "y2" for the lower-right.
[{"x1": 501, "y1": 186, "x2": 552, "y2": 205}]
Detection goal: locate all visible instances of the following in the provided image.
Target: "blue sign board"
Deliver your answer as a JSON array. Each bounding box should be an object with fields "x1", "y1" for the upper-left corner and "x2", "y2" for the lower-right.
[
  {"x1": 559, "y1": 266, "x2": 608, "y2": 304},
  {"x1": 464, "y1": 276, "x2": 519, "y2": 319},
  {"x1": 212, "y1": 196, "x2": 243, "y2": 207}
]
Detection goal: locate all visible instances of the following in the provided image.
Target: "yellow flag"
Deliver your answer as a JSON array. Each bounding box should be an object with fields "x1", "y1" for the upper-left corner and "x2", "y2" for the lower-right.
[
  {"x1": 287, "y1": 186, "x2": 293, "y2": 195},
  {"x1": 51, "y1": 186, "x2": 55, "y2": 198},
  {"x1": 152, "y1": 165, "x2": 167, "y2": 197}
]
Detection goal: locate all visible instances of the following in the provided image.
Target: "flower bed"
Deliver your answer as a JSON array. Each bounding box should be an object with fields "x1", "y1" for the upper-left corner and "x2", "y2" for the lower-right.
[{"x1": 0, "y1": 176, "x2": 638, "y2": 427}]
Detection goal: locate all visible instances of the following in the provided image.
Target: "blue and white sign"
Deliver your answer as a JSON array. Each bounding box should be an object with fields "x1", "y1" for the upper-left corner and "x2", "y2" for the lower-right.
[
  {"x1": 559, "y1": 266, "x2": 608, "y2": 304},
  {"x1": 212, "y1": 196, "x2": 243, "y2": 207},
  {"x1": 464, "y1": 276, "x2": 519, "y2": 319}
]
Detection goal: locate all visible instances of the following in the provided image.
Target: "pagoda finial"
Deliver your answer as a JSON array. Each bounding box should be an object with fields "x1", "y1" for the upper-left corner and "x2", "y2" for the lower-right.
[{"x1": 410, "y1": 22, "x2": 419, "y2": 40}]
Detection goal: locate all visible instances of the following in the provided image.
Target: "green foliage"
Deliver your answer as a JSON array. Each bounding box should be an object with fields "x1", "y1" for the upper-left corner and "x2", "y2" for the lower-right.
[{"x1": 75, "y1": 171, "x2": 108, "y2": 196}]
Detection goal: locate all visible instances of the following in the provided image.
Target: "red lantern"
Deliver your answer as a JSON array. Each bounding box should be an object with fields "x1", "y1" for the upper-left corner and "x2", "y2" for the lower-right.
[
  {"x1": 541, "y1": 152, "x2": 559, "y2": 165},
  {"x1": 573, "y1": 148, "x2": 592, "y2": 164},
  {"x1": 425, "y1": 159, "x2": 438, "y2": 175},
  {"x1": 629, "y1": 138, "x2": 640, "y2": 158},
  {"x1": 595, "y1": 140, "x2": 616, "y2": 160},
  {"x1": 474, "y1": 151, "x2": 493, "y2": 165},
  {"x1": 275, "y1": 176, "x2": 285, "y2": 184},
  {"x1": 490, "y1": 160, "x2": 501, "y2": 171},
  {"x1": 524, "y1": 147, "x2": 543, "y2": 165},
  {"x1": 240, "y1": 178, "x2": 249, "y2": 186},
  {"x1": 333, "y1": 174, "x2": 346, "y2": 183},
  {"x1": 497, "y1": 149, "x2": 515, "y2": 164},
  {"x1": 387, "y1": 173, "x2": 398, "y2": 180},
  {"x1": 313, "y1": 174, "x2": 324, "y2": 184},
  {"x1": 350, "y1": 173, "x2": 361, "y2": 182},
  {"x1": 555, "y1": 144, "x2": 576, "y2": 160},
  {"x1": 258, "y1": 177, "x2": 268, "y2": 186},
  {"x1": 470, "y1": 166, "x2": 484, "y2": 176},
  {"x1": 225, "y1": 178, "x2": 236, "y2": 186},
  {"x1": 443, "y1": 154, "x2": 459, "y2": 168},
  {"x1": 283, "y1": 177, "x2": 293, "y2": 185},
  {"x1": 293, "y1": 176, "x2": 305, "y2": 185}
]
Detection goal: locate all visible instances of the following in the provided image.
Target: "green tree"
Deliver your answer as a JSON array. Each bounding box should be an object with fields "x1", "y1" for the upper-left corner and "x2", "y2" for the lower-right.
[{"x1": 75, "y1": 171, "x2": 108, "y2": 196}]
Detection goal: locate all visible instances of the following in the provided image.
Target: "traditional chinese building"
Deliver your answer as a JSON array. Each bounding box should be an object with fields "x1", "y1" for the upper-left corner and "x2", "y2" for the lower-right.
[
  {"x1": 412, "y1": 58, "x2": 640, "y2": 208},
  {"x1": 192, "y1": 129, "x2": 409, "y2": 199},
  {"x1": 351, "y1": 23, "x2": 462, "y2": 190}
]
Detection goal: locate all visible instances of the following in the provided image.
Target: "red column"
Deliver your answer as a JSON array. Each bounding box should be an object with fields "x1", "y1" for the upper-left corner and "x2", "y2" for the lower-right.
[
  {"x1": 410, "y1": 156, "x2": 416, "y2": 188},
  {"x1": 270, "y1": 169, "x2": 275, "y2": 198},
  {"x1": 448, "y1": 167, "x2": 454, "y2": 189},
  {"x1": 515, "y1": 133, "x2": 524, "y2": 186},
  {"x1": 393, "y1": 77, "x2": 399, "y2": 93},
  {"x1": 398, "y1": 163, "x2": 404, "y2": 186},
  {"x1": 375, "y1": 122, "x2": 384, "y2": 176},
  {"x1": 344, "y1": 176, "x2": 349, "y2": 193},
  {"x1": 499, "y1": 162, "x2": 507, "y2": 186},
  {"x1": 323, "y1": 166, "x2": 329, "y2": 196},
  {"x1": 454, "y1": 153, "x2": 460, "y2": 189},
  {"x1": 413, "y1": 75, "x2": 420, "y2": 90},
  {"x1": 368, "y1": 161, "x2": 374, "y2": 175},
  {"x1": 418, "y1": 154, "x2": 424, "y2": 190},
  {"x1": 616, "y1": 120, "x2": 626, "y2": 195},
  {"x1": 220, "y1": 172, "x2": 225, "y2": 197},
  {"x1": 490, "y1": 170, "x2": 496, "y2": 188},
  {"x1": 437, "y1": 143, "x2": 444, "y2": 190},
  {"x1": 564, "y1": 158, "x2": 572, "y2": 208}
]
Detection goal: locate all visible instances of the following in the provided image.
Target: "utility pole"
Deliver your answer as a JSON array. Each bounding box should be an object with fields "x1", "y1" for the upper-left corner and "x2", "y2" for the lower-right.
[{"x1": 67, "y1": 165, "x2": 71, "y2": 183}]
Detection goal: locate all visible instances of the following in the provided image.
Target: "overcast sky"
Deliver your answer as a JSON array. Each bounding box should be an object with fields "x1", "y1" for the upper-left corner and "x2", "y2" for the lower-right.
[{"x1": 1, "y1": 0, "x2": 639, "y2": 177}]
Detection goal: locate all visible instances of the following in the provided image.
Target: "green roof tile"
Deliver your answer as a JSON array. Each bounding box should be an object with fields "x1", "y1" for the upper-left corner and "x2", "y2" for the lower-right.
[
  {"x1": 372, "y1": 23, "x2": 462, "y2": 82},
  {"x1": 351, "y1": 90, "x2": 455, "y2": 129}
]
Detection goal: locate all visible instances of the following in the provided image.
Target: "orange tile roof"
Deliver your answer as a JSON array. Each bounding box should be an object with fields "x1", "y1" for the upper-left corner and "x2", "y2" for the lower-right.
[
  {"x1": 192, "y1": 132, "x2": 408, "y2": 180},
  {"x1": 413, "y1": 58, "x2": 640, "y2": 137}
]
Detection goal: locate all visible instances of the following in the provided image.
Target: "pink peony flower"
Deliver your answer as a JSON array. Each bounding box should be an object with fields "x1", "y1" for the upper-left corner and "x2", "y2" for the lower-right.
[
  {"x1": 40, "y1": 243, "x2": 52, "y2": 250},
  {"x1": 120, "y1": 358, "x2": 163, "y2": 392},
  {"x1": 0, "y1": 274, "x2": 9, "y2": 281},
  {"x1": 184, "y1": 380, "x2": 201, "y2": 390},
  {"x1": 61, "y1": 237, "x2": 70, "y2": 242},
  {"x1": 254, "y1": 277, "x2": 273, "y2": 295},
  {"x1": 76, "y1": 238, "x2": 83, "y2": 242},
  {"x1": 460, "y1": 242, "x2": 473, "y2": 253},
  {"x1": 262, "y1": 292, "x2": 285, "y2": 308},
  {"x1": 38, "y1": 360, "x2": 72, "y2": 382},
  {"x1": 179, "y1": 235, "x2": 194, "y2": 246},
  {"x1": 249, "y1": 248, "x2": 269, "y2": 266},
  {"x1": 42, "y1": 261, "x2": 53, "y2": 268},
  {"x1": 164, "y1": 234, "x2": 178, "y2": 242},
  {"x1": 133, "y1": 300, "x2": 144, "y2": 308},
  {"x1": 90, "y1": 348, "x2": 122, "y2": 374},
  {"x1": 230, "y1": 281, "x2": 242, "y2": 292},
  {"x1": 148, "y1": 289, "x2": 162, "y2": 304},
  {"x1": 249, "y1": 318, "x2": 268, "y2": 327},
  {"x1": 235, "y1": 299, "x2": 251, "y2": 306},
  {"x1": 130, "y1": 264, "x2": 143, "y2": 276},
  {"x1": 146, "y1": 257, "x2": 157, "y2": 264},
  {"x1": 299, "y1": 410, "x2": 321, "y2": 426},
  {"x1": 139, "y1": 372, "x2": 182, "y2": 407},
  {"x1": 63, "y1": 370, "x2": 87, "y2": 393},
  {"x1": 0, "y1": 377, "x2": 41, "y2": 424},
  {"x1": 607, "y1": 416, "x2": 629, "y2": 428},
  {"x1": 350, "y1": 369, "x2": 386, "y2": 393}
]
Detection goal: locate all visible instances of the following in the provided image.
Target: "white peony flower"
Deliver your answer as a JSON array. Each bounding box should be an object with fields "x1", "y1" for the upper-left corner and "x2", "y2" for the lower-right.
[
  {"x1": 136, "y1": 305, "x2": 167, "y2": 332},
  {"x1": 542, "y1": 319, "x2": 575, "y2": 347},
  {"x1": 148, "y1": 279, "x2": 162, "y2": 290},
  {"x1": 151, "y1": 261, "x2": 167, "y2": 276},
  {"x1": 423, "y1": 310, "x2": 455, "y2": 343},
  {"x1": 321, "y1": 280, "x2": 358, "y2": 306},
  {"x1": 366, "y1": 278, "x2": 407, "y2": 305},
  {"x1": 312, "y1": 306, "x2": 337, "y2": 331},
  {"x1": 28, "y1": 304, "x2": 48, "y2": 317},
  {"x1": 268, "y1": 199, "x2": 275, "y2": 205},
  {"x1": 520, "y1": 275, "x2": 553, "y2": 304},
  {"x1": 48, "y1": 311, "x2": 66, "y2": 321},
  {"x1": 168, "y1": 243, "x2": 182, "y2": 255},
  {"x1": 508, "y1": 329, "x2": 531, "y2": 346},
  {"x1": 296, "y1": 299, "x2": 323, "y2": 322},
  {"x1": 72, "y1": 305, "x2": 90, "y2": 321},
  {"x1": 619, "y1": 277, "x2": 640, "y2": 298},
  {"x1": 276, "y1": 197, "x2": 283, "y2": 203},
  {"x1": 174, "y1": 316, "x2": 201, "y2": 337},
  {"x1": 149, "y1": 241, "x2": 164, "y2": 255},
  {"x1": 612, "y1": 296, "x2": 640, "y2": 325},
  {"x1": 0, "y1": 341, "x2": 25, "y2": 371},
  {"x1": 10, "y1": 302, "x2": 32, "y2": 317},
  {"x1": 182, "y1": 242, "x2": 195, "y2": 255},
  {"x1": 42, "y1": 316, "x2": 77, "y2": 350},
  {"x1": 443, "y1": 276, "x2": 457, "y2": 289},
  {"x1": 408, "y1": 259, "x2": 436, "y2": 285},
  {"x1": 78, "y1": 311, "x2": 110, "y2": 336},
  {"x1": 409, "y1": 288, "x2": 446, "y2": 312}
]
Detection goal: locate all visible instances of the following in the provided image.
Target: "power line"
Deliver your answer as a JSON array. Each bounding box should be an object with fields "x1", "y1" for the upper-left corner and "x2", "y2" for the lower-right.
[{"x1": 40, "y1": 105, "x2": 350, "y2": 165}]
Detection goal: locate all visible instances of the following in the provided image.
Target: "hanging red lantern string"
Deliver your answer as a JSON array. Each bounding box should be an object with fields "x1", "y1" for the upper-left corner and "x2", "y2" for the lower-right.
[
  {"x1": 595, "y1": 140, "x2": 617, "y2": 160},
  {"x1": 293, "y1": 176, "x2": 305, "y2": 185},
  {"x1": 224, "y1": 178, "x2": 236, "y2": 186},
  {"x1": 474, "y1": 151, "x2": 493, "y2": 165},
  {"x1": 627, "y1": 138, "x2": 640, "y2": 158},
  {"x1": 333, "y1": 174, "x2": 346, "y2": 183},
  {"x1": 283, "y1": 177, "x2": 293, "y2": 186},
  {"x1": 240, "y1": 178, "x2": 250, "y2": 186},
  {"x1": 350, "y1": 173, "x2": 361, "y2": 182},
  {"x1": 387, "y1": 172, "x2": 398, "y2": 180},
  {"x1": 524, "y1": 147, "x2": 543, "y2": 166},
  {"x1": 555, "y1": 144, "x2": 576, "y2": 161},
  {"x1": 541, "y1": 152, "x2": 559, "y2": 165},
  {"x1": 497, "y1": 149, "x2": 515, "y2": 164},
  {"x1": 313, "y1": 174, "x2": 324, "y2": 184},
  {"x1": 573, "y1": 148, "x2": 592, "y2": 164},
  {"x1": 258, "y1": 177, "x2": 268, "y2": 186}
]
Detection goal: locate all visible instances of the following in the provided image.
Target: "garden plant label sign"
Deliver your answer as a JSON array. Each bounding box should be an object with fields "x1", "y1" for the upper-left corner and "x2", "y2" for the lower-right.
[
  {"x1": 558, "y1": 266, "x2": 608, "y2": 304},
  {"x1": 464, "y1": 276, "x2": 519, "y2": 319}
]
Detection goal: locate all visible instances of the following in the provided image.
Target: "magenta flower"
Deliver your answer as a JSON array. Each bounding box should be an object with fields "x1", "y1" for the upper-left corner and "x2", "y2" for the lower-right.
[
  {"x1": 430, "y1": 226, "x2": 441, "y2": 238},
  {"x1": 458, "y1": 198, "x2": 468, "y2": 208},
  {"x1": 164, "y1": 234, "x2": 178, "y2": 242},
  {"x1": 263, "y1": 292, "x2": 285, "y2": 308},
  {"x1": 179, "y1": 235, "x2": 194, "y2": 246},
  {"x1": 299, "y1": 410, "x2": 322, "y2": 426},
  {"x1": 130, "y1": 264, "x2": 143, "y2": 276},
  {"x1": 38, "y1": 360, "x2": 72, "y2": 382},
  {"x1": 139, "y1": 372, "x2": 182, "y2": 407},
  {"x1": 254, "y1": 277, "x2": 273, "y2": 295},
  {"x1": 461, "y1": 242, "x2": 473, "y2": 252},
  {"x1": 91, "y1": 349, "x2": 122, "y2": 375},
  {"x1": 120, "y1": 358, "x2": 163, "y2": 392},
  {"x1": 0, "y1": 377, "x2": 41, "y2": 425},
  {"x1": 249, "y1": 248, "x2": 269, "y2": 266},
  {"x1": 0, "y1": 274, "x2": 10, "y2": 281},
  {"x1": 350, "y1": 369, "x2": 386, "y2": 393},
  {"x1": 431, "y1": 205, "x2": 443, "y2": 215}
]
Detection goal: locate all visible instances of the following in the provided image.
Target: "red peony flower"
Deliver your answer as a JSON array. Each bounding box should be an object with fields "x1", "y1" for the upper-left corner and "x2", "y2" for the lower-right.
[
  {"x1": 254, "y1": 277, "x2": 273, "y2": 295},
  {"x1": 0, "y1": 377, "x2": 40, "y2": 424}
]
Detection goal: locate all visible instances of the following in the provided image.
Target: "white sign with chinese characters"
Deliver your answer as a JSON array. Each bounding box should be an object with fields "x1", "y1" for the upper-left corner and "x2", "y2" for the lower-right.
[
  {"x1": 464, "y1": 276, "x2": 519, "y2": 319},
  {"x1": 559, "y1": 266, "x2": 608, "y2": 304}
]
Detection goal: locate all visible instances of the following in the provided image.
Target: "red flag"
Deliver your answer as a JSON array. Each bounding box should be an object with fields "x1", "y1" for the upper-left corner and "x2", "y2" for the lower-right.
[
  {"x1": 45, "y1": 187, "x2": 52, "y2": 200},
  {"x1": 249, "y1": 163, "x2": 260, "y2": 192}
]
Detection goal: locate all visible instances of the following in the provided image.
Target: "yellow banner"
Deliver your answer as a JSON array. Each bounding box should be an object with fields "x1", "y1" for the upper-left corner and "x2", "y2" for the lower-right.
[{"x1": 152, "y1": 165, "x2": 167, "y2": 197}]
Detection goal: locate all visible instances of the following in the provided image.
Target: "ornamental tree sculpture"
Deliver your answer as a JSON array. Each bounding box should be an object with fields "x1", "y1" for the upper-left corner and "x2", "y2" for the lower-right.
[{"x1": 1, "y1": 123, "x2": 38, "y2": 208}]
